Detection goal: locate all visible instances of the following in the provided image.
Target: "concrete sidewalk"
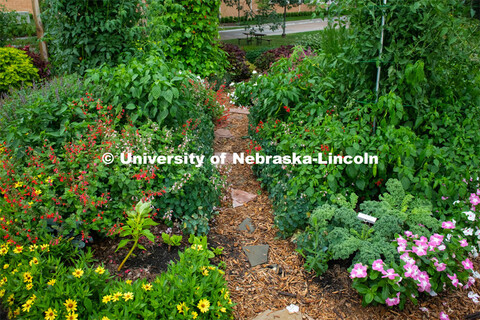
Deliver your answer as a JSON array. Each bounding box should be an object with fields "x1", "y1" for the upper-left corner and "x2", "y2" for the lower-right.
[{"x1": 219, "y1": 18, "x2": 331, "y2": 40}]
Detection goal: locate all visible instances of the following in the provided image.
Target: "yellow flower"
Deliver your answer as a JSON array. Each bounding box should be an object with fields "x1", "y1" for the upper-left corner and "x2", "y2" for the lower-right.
[
  {"x1": 40, "y1": 244, "x2": 50, "y2": 251},
  {"x1": 44, "y1": 307, "x2": 57, "y2": 320},
  {"x1": 220, "y1": 307, "x2": 226, "y2": 313},
  {"x1": 0, "y1": 247, "x2": 8, "y2": 255},
  {"x1": 202, "y1": 269, "x2": 209, "y2": 276},
  {"x1": 176, "y1": 302, "x2": 189, "y2": 314},
  {"x1": 72, "y1": 269, "x2": 84, "y2": 278},
  {"x1": 0, "y1": 276, "x2": 7, "y2": 286},
  {"x1": 192, "y1": 311, "x2": 198, "y2": 319},
  {"x1": 24, "y1": 272, "x2": 33, "y2": 283},
  {"x1": 123, "y1": 292, "x2": 134, "y2": 301},
  {"x1": 142, "y1": 283, "x2": 153, "y2": 291},
  {"x1": 125, "y1": 280, "x2": 132, "y2": 285},
  {"x1": 29, "y1": 257, "x2": 39, "y2": 266},
  {"x1": 29, "y1": 244, "x2": 38, "y2": 252},
  {"x1": 22, "y1": 299, "x2": 33, "y2": 312},
  {"x1": 65, "y1": 312, "x2": 78, "y2": 320},
  {"x1": 112, "y1": 292, "x2": 122, "y2": 302},
  {"x1": 28, "y1": 201, "x2": 34, "y2": 206},
  {"x1": 14, "y1": 181, "x2": 23, "y2": 188},
  {"x1": 26, "y1": 283, "x2": 33, "y2": 290},
  {"x1": 7, "y1": 293, "x2": 14, "y2": 306},
  {"x1": 30, "y1": 294, "x2": 37, "y2": 302},
  {"x1": 64, "y1": 299, "x2": 77, "y2": 313},
  {"x1": 94, "y1": 266, "x2": 105, "y2": 275},
  {"x1": 14, "y1": 307, "x2": 20, "y2": 316},
  {"x1": 10, "y1": 268, "x2": 18, "y2": 275},
  {"x1": 47, "y1": 279, "x2": 56, "y2": 286},
  {"x1": 13, "y1": 245, "x2": 24, "y2": 254},
  {"x1": 102, "y1": 295, "x2": 112, "y2": 304},
  {"x1": 35, "y1": 189, "x2": 42, "y2": 195},
  {"x1": 191, "y1": 244, "x2": 203, "y2": 251},
  {"x1": 208, "y1": 266, "x2": 215, "y2": 270},
  {"x1": 101, "y1": 317, "x2": 110, "y2": 320},
  {"x1": 197, "y1": 298, "x2": 210, "y2": 313},
  {"x1": 0, "y1": 289, "x2": 5, "y2": 297}
]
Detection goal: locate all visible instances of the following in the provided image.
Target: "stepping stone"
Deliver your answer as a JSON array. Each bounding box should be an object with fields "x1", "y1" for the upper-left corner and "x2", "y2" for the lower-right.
[
  {"x1": 214, "y1": 152, "x2": 234, "y2": 164},
  {"x1": 230, "y1": 108, "x2": 250, "y2": 114},
  {"x1": 232, "y1": 189, "x2": 257, "y2": 208},
  {"x1": 243, "y1": 244, "x2": 269, "y2": 267},
  {"x1": 252, "y1": 309, "x2": 302, "y2": 320},
  {"x1": 214, "y1": 129, "x2": 234, "y2": 139},
  {"x1": 229, "y1": 114, "x2": 244, "y2": 120},
  {"x1": 238, "y1": 217, "x2": 255, "y2": 233}
]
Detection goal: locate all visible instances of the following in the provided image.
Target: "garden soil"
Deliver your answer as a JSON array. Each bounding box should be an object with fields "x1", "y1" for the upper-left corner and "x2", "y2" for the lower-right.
[{"x1": 209, "y1": 96, "x2": 480, "y2": 320}]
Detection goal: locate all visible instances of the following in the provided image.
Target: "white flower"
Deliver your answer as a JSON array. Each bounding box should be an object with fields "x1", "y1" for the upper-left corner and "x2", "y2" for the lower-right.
[
  {"x1": 229, "y1": 82, "x2": 235, "y2": 87},
  {"x1": 453, "y1": 200, "x2": 460, "y2": 205},
  {"x1": 464, "y1": 211, "x2": 476, "y2": 221},
  {"x1": 464, "y1": 227, "x2": 474, "y2": 236},
  {"x1": 252, "y1": 70, "x2": 258, "y2": 74},
  {"x1": 286, "y1": 304, "x2": 299, "y2": 314}
]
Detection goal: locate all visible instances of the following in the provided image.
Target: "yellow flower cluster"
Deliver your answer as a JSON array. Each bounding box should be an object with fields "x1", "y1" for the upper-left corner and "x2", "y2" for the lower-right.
[
  {"x1": 22, "y1": 294, "x2": 36, "y2": 313},
  {"x1": 102, "y1": 292, "x2": 134, "y2": 304}
]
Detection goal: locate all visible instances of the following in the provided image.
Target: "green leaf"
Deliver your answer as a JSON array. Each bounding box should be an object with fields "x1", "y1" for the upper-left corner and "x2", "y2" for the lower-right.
[{"x1": 115, "y1": 239, "x2": 131, "y2": 252}]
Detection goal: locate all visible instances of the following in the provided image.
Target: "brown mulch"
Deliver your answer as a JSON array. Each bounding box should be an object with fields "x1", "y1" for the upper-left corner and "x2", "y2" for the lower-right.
[{"x1": 209, "y1": 100, "x2": 480, "y2": 320}]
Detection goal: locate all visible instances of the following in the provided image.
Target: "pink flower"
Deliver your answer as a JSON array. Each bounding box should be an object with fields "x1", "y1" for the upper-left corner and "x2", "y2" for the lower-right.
[
  {"x1": 404, "y1": 231, "x2": 413, "y2": 237},
  {"x1": 382, "y1": 268, "x2": 400, "y2": 280},
  {"x1": 350, "y1": 263, "x2": 368, "y2": 279},
  {"x1": 462, "y1": 258, "x2": 473, "y2": 270},
  {"x1": 404, "y1": 262, "x2": 420, "y2": 279},
  {"x1": 447, "y1": 273, "x2": 461, "y2": 287},
  {"x1": 400, "y1": 252, "x2": 415, "y2": 264},
  {"x1": 441, "y1": 221, "x2": 455, "y2": 229},
  {"x1": 459, "y1": 239, "x2": 468, "y2": 247},
  {"x1": 470, "y1": 193, "x2": 480, "y2": 206},
  {"x1": 439, "y1": 311, "x2": 450, "y2": 320},
  {"x1": 385, "y1": 292, "x2": 401, "y2": 307},
  {"x1": 435, "y1": 262, "x2": 447, "y2": 272},
  {"x1": 412, "y1": 245, "x2": 427, "y2": 256},
  {"x1": 429, "y1": 234, "x2": 444, "y2": 247},
  {"x1": 372, "y1": 259, "x2": 384, "y2": 272}
]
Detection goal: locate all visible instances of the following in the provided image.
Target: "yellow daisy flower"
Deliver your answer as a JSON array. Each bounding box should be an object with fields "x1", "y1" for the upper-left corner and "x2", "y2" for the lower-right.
[
  {"x1": 0, "y1": 289, "x2": 5, "y2": 297},
  {"x1": 197, "y1": 298, "x2": 210, "y2": 313},
  {"x1": 47, "y1": 279, "x2": 56, "y2": 286},
  {"x1": 13, "y1": 307, "x2": 20, "y2": 316},
  {"x1": 101, "y1": 317, "x2": 110, "y2": 320},
  {"x1": 102, "y1": 295, "x2": 112, "y2": 304},
  {"x1": 26, "y1": 283, "x2": 33, "y2": 290},
  {"x1": 66, "y1": 312, "x2": 78, "y2": 320},
  {"x1": 192, "y1": 311, "x2": 198, "y2": 319},
  {"x1": 72, "y1": 269, "x2": 84, "y2": 278},
  {"x1": 176, "y1": 301, "x2": 189, "y2": 314},
  {"x1": 22, "y1": 299, "x2": 33, "y2": 312},
  {"x1": 142, "y1": 283, "x2": 153, "y2": 291},
  {"x1": 23, "y1": 272, "x2": 33, "y2": 283},
  {"x1": 13, "y1": 245, "x2": 24, "y2": 254},
  {"x1": 125, "y1": 280, "x2": 132, "y2": 285},
  {"x1": 95, "y1": 266, "x2": 105, "y2": 275},
  {"x1": 123, "y1": 292, "x2": 134, "y2": 301},
  {"x1": 44, "y1": 307, "x2": 57, "y2": 320},
  {"x1": 29, "y1": 257, "x2": 39, "y2": 266},
  {"x1": 0, "y1": 247, "x2": 8, "y2": 255},
  {"x1": 64, "y1": 299, "x2": 77, "y2": 313},
  {"x1": 2, "y1": 264, "x2": 7, "y2": 269},
  {"x1": 112, "y1": 292, "x2": 122, "y2": 302},
  {"x1": 29, "y1": 244, "x2": 38, "y2": 252}
]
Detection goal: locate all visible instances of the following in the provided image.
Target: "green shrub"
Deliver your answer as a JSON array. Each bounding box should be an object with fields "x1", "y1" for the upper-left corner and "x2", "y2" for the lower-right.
[
  {"x1": 0, "y1": 47, "x2": 39, "y2": 93},
  {"x1": 245, "y1": 47, "x2": 272, "y2": 64},
  {"x1": 0, "y1": 5, "x2": 16, "y2": 46},
  {"x1": 0, "y1": 75, "x2": 94, "y2": 153},
  {"x1": 0, "y1": 236, "x2": 233, "y2": 319},
  {"x1": 296, "y1": 27, "x2": 350, "y2": 55},
  {"x1": 41, "y1": 0, "x2": 146, "y2": 74}
]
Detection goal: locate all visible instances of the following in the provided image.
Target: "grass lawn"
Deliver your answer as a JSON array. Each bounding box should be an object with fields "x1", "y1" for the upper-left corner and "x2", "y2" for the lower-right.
[
  {"x1": 221, "y1": 30, "x2": 321, "y2": 52},
  {"x1": 220, "y1": 15, "x2": 315, "y2": 29}
]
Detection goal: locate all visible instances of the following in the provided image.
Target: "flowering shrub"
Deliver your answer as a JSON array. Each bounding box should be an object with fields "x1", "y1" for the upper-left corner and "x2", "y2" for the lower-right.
[{"x1": 0, "y1": 236, "x2": 234, "y2": 319}]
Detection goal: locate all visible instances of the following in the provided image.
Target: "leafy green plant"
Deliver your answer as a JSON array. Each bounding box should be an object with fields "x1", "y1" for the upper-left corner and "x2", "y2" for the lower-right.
[
  {"x1": 146, "y1": 0, "x2": 227, "y2": 77},
  {"x1": 0, "y1": 47, "x2": 39, "y2": 93},
  {"x1": 296, "y1": 179, "x2": 440, "y2": 275},
  {"x1": 41, "y1": 0, "x2": 146, "y2": 74},
  {"x1": 161, "y1": 233, "x2": 182, "y2": 251},
  {"x1": 0, "y1": 5, "x2": 16, "y2": 46},
  {"x1": 116, "y1": 200, "x2": 159, "y2": 271}
]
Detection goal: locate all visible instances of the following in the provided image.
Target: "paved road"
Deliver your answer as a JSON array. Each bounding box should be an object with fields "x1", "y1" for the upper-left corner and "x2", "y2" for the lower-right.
[{"x1": 219, "y1": 18, "x2": 332, "y2": 40}]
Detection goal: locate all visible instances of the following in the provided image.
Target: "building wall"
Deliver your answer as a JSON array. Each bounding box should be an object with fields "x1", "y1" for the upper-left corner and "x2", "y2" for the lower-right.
[
  {"x1": 0, "y1": 0, "x2": 33, "y2": 13},
  {"x1": 220, "y1": 1, "x2": 315, "y2": 18}
]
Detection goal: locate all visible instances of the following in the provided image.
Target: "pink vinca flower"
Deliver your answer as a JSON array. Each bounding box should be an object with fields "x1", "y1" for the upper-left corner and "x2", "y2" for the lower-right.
[
  {"x1": 429, "y1": 234, "x2": 444, "y2": 247},
  {"x1": 385, "y1": 292, "x2": 401, "y2": 307},
  {"x1": 470, "y1": 193, "x2": 480, "y2": 206},
  {"x1": 462, "y1": 258, "x2": 473, "y2": 270},
  {"x1": 404, "y1": 262, "x2": 420, "y2": 280},
  {"x1": 382, "y1": 268, "x2": 400, "y2": 280},
  {"x1": 447, "y1": 273, "x2": 461, "y2": 287},
  {"x1": 350, "y1": 263, "x2": 368, "y2": 279},
  {"x1": 459, "y1": 239, "x2": 468, "y2": 247},
  {"x1": 441, "y1": 221, "x2": 455, "y2": 229},
  {"x1": 372, "y1": 259, "x2": 384, "y2": 272},
  {"x1": 435, "y1": 262, "x2": 447, "y2": 272},
  {"x1": 412, "y1": 245, "x2": 427, "y2": 256}
]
